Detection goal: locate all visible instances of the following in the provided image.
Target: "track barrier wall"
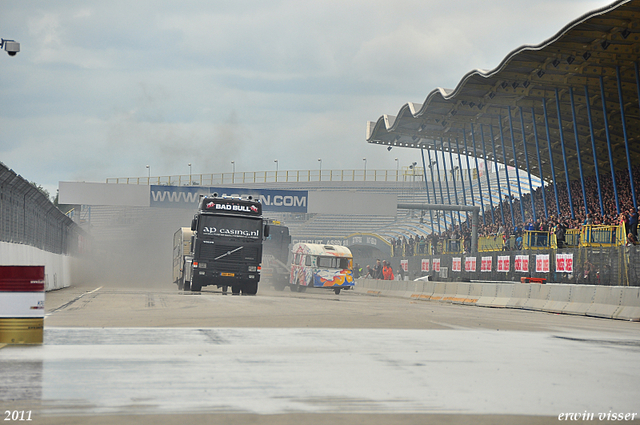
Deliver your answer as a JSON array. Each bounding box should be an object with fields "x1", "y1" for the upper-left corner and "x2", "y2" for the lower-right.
[
  {"x1": 354, "y1": 278, "x2": 640, "y2": 321},
  {"x1": 1, "y1": 162, "x2": 88, "y2": 291}
]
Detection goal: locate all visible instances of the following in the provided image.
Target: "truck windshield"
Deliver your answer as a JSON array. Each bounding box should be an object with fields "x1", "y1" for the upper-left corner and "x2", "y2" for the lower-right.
[{"x1": 199, "y1": 216, "x2": 262, "y2": 239}]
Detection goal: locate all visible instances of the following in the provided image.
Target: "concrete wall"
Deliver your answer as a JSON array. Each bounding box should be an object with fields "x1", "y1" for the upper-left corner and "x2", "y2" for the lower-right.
[
  {"x1": 353, "y1": 278, "x2": 640, "y2": 321},
  {"x1": 0, "y1": 242, "x2": 71, "y2": 291}
]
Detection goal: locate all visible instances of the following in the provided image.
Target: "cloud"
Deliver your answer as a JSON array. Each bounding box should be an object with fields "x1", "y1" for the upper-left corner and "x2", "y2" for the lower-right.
[{"x1": 0, "y1": 0, "x2": 615, "y2": 194}]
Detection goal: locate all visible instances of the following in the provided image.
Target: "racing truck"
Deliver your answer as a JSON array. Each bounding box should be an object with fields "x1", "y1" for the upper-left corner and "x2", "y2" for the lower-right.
[{"x1": 185, "y1": 193, "x2": 270, "y2": 295}]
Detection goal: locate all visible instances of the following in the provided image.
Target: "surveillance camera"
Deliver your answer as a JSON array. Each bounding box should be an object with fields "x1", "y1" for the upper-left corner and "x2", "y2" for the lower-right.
[{"x1": 2, "y1": 40, "x2": 20, "y2": 56}]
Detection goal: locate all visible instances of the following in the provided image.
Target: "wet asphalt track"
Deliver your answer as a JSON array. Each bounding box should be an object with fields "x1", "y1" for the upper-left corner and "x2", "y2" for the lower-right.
[{"x1": 1, "y1": 283, "x2": 639, "y2": 425}]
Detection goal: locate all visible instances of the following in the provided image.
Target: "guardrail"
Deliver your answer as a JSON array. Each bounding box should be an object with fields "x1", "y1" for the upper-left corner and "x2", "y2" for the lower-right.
[
  {"x1": 581, "y1": 225, "x2": 625, "y2": 247},
  {"x1": 105, "y1": 166, "x2": 504, "y2": 186},
  {"x1": 107, "y1": 169, "x2": 433, "y2": 185}
]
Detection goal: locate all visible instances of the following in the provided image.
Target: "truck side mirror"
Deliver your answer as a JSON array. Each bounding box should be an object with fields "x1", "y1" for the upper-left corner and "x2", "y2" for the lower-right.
[
  {"x1": 264, "y1": 224, "x2": 270, "y2": 238},
  {"x1": 191, "y1": 217, "x2": 197, "y2": 231}
]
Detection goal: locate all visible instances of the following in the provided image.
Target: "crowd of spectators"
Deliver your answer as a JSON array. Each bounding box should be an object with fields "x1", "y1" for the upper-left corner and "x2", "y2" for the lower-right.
[
  {"x1": 390, "y1": 225, "x2": 471, "y2": 256},
  {"x1": 389, "y1": 166, "x2": 640, "y2": 254}
]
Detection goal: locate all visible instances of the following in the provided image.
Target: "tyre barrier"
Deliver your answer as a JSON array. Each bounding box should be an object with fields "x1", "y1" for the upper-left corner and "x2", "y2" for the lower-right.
[{"x1": 353, "y1": 278, "x2": 640, "y2": 321}]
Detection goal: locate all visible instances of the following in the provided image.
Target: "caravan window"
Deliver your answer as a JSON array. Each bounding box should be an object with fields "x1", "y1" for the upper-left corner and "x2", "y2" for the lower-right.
[{"x1": 318, "y1": 256, "x2": 350, "y2": 269}]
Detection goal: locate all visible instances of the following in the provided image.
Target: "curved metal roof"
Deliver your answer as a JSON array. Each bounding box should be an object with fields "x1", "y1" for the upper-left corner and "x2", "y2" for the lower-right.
[{"x1": 366, "y1": 0, "x2": 640, "y2": 182}]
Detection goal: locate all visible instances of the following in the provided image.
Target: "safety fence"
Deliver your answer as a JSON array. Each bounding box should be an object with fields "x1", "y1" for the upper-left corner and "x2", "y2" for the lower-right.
[
  {"x1": 476, "y1": 225, "x2": 627, "y2": 252},
  {"x1": 391, "y1": 238, "x2": 465, "y2": 257},
  {"x1": 0, "y1": 162, "x2": 87, "y2": 255},
  {"x1": 371, "y1": 244, "x2": 640, "y2": 287}
]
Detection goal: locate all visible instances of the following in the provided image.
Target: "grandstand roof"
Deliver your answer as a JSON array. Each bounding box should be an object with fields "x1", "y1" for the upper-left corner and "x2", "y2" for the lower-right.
[{"x1": 366, "y1": 0, "x2": 640, "y2": 181}]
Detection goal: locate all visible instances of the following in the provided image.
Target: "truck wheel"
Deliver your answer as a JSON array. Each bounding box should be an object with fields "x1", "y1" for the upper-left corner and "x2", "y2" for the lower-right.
[
  {"x1": 191, "y1": 280, "x2": 201, "y2": 292},
  {"x1": 183, "y1": 280, "x2": 191, "y2": 291},
  {"x1": 274, "y1": 283, "x2": 286, "y2": 291},
  {"x1": 334, "y1": 288, "x2": 341, "y2": 295},
  {"x1": 297, "y1": 285, "x2": 307, "y2": 293},
  {"x1": 231, "y1": 285, "x2": 241, "y2": 295},
  {"x1": 178, "y1": 278, "x2": 183, "y2": 291},
  {"x1": 245, "y1": 282, "x2": 258, "y2": 296}
]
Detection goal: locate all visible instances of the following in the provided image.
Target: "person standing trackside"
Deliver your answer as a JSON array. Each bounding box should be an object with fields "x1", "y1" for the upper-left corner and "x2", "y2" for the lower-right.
[
  {"x1": 382, "y1": 260, "x2": 394, "y2": 280},
  {"x1": 374, "y1": 259, "x2": 383, "y2": 280},
  {"x1": 629, "y1": 208, "x2": 638, "y2": 238}
]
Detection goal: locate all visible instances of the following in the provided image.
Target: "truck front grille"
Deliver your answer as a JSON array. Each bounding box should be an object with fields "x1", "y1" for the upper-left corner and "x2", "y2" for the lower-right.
[{"x1": 198, "y1": 244, "x2": 260, "y2": 272}]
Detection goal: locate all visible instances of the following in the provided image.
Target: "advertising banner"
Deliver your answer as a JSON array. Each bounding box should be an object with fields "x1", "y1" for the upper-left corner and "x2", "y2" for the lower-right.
[
  {"x1": 150, "y1": 185, "x2": 308, "y2": 213},
  {"x1": 433, "y1": 258, "x2": 441, "y2": 272},
  {"x1": 465, "y1": 257, "x2": 476, "y2": 272},
  {"x1": 556, "y1": 253, "x2": 573, "y2": 273},
  {"x1": 536, "y1": 254, "x2": 550, "y2": 273},
  {"x1": 452, "y1": 257, "x2": 462, "y2": 272},
  {"x1": 481, "y1": 256, "x2": 492, "y2": 272},
  {"x1": 497, "y1": 255, "x2": 510, "y2": 273},
  {"x1": 515, "y1": 255, "x2": 529, "y2": 273},
  {"x1": 401, "y1": 260, "x2": 409, "y2": 272},
  {"x1": 421, "y1": 258, "x2": 430, "y2": 272}
]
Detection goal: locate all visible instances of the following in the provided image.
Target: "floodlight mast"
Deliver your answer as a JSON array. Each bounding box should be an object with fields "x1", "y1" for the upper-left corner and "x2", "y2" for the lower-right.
[{"x1": 1, "y1": 38, "x2": 20, "y2": 56}]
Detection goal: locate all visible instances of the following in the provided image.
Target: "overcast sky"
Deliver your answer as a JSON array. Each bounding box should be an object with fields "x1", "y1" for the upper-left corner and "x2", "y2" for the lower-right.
[{"x1": 1, "y1": 0, "x2": 614, "y2": 196}]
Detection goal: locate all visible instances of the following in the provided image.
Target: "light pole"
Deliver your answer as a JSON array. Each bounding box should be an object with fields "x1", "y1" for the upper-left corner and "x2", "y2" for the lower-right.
[
  {"x1": 362, "y1": 158, "x2": 367, "y2": 181},
  {"x1": 274, "y1": 159, "x2": 278, "y2": 182},
  {"x1": 395, "y1": 158, "x2": 399, "y2": 181},
  {"x1": 318, "y1": 158, "x2": 322, "y2": 181},
  {"x1": 188, "y1": 163, "x2": 192, "y2": 185},
  {"x1": 231, "y1": 161, "x2": 235, "y2": 184},
  {"x1": 146, "y1": 165, "x2": 150, "y2": 184}
]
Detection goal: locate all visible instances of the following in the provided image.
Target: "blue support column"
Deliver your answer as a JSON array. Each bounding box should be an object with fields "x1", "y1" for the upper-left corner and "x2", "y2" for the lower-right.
[
  {"x1": 448, "y1": 139, "x2": 463, "y2": 228},
  {"x1": 569, "y1": 87, "x2": 589, "y2": 216},
  {"x1": 455, "y1": 137, "x2": 470, "y2": 226},
  {"x1": 440, "y1": 139, "x2": 454, "y2": 229},
  {"x1": 479, "y1": 124, "x2": 496, "y2": 224},
  {"x1": 427, "y1": 149, "x2": 442, "y2": 233},
  {"x1": 554, "y1": 90, "x2": 574, "y2": 220},
  {"x1": 518, "y1": 107, "x2": 536, "y2": 221},
  {"x1": 600, "y1": 76, "x2": 621, "y2": 215},
  {"x1": 542, "y1": 98, "x2": 562, "y2": 217},
  {"x1": 489, "y1": 124, "x2": 506, "y2": 224},
  {"x1": 463, "y1": 130, "x2": 476, "y2": 209},
  {"x1": 507, "y1": 106, "x2": 525, "y2": 223},
  {"x1": 434, "y1": 148, "x2": 448, "y2": 231},
  {"x1": 463, "y1": 130, "x2": 478, "y2": 231},
  {"x1": 421, "y1": 148, "x2": 435, "y2": 232},
  {"x1": 617, "y1": 66, "x2": 637, "y2": 210},
  {"x1": 531, "y1": 107, "x2": 549, "y2": 219},
  {"x1": 470, "y1": 124, "x2": 486, "y2": 225},
  {"x1": 584, "y1": 85, "x2": 605, "y2": 216},
  {"x1": 498, "y1": 117, "x2": 516, "y2": 225}
]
